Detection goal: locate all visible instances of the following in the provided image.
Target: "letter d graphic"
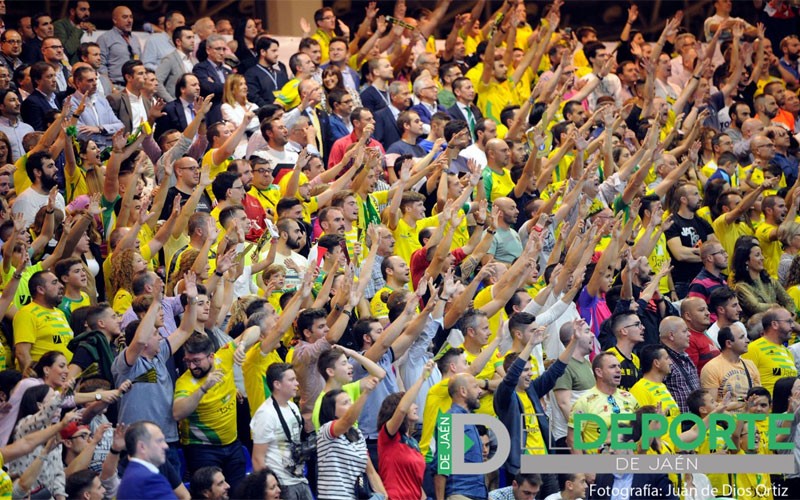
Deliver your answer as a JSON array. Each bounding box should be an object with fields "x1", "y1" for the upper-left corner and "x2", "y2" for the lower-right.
[{"x1": 452, "y1": 414, "x2": 510, "y2": 474}]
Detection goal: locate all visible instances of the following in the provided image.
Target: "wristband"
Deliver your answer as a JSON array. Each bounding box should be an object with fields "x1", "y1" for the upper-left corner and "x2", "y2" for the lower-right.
[
  {"x1": 214, "y1": 270, "x2": 224, "y2": 277},
  {"x1": 72, "y1": 113, "x2": 81, "y2": 119},
  {"x1": 188, "y1": 296, "x2": 198, "y2": 305},
  {"x1": 342, "y1": 308, "x2": 353, "y2": 318},
  {"x1": 12, "y1": 273, "x2": 22, "y2": 280},
  {"x1": 199, "y1": 386, "x2": 208, "y2": 394},
  {"x1": 46, "y1": 209, "x2": 54, "y2": 214},
  {"x1": 475, "y1": 221, "x2": 485, "y2": 226},
  {"x1": 487, "y1": 229, "x2": 496, "y2": 235},
  {"x1": 692, "y1": 75, "x2": 700, "y2": 80},
  {"x1": 109, "y1": 448, "x2": 121, "y2": 455},
  {"x1": 334, "y1": 303, "x2": 343, "y2": 312}
]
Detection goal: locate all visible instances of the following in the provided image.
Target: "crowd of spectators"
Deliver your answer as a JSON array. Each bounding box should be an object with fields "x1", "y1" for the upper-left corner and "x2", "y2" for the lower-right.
[{"x1": 1, "y1": 0, "x2": 800, "y2": 499}]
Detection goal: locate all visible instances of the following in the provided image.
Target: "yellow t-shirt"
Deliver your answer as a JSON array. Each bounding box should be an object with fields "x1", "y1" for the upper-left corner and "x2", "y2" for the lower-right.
[
  {"x1": 463, "y1": 346, "x2": 500, "y2": 416},
  {"x1": 369, "y1": 286, "x2": 395, "y2": 320},
  {"x1": 312, "y1": 381, "x2": 361, "y2": 431},
  {"x1": 473, "y1": 285, "x2": 505, "y2": 344},
  {"x1": 755, "y1": 222, "x2": 782, "y2": 278},
  {"x1": 58, "y1": 292, "x2": 91, "y2": 323},
  {"x1": 481, "y1": 167, "x2": 515, "y2": 206},
  {"x1": 113, "y1": 289, "x2": 132, "y2": 316},
  {"x1": 0, "y1": 452, "x2": 11, "y2": 499},
  {"x1": 175, "y1": 341, "x2": 238, "y2": 445},
  {"x1": 636, "y1": 226, "x2": 670, "y2": 295},
  {"x1": 713, "y1": 214, "x2": 754, "y2": 268},
  {"x1": 65, "y1": 166, "x2": 89, "y2": 203},
  {"x1": 243, "y1": 343, "x2": 284, "y2": 418},
  {"x1": 421, "y1": 378, "x2": 451, "y2": 462},
  {"x1": 476, "y1": 78, "x2": 519, "y2": 125},
  {"x1": 202, "y1": 148, "x2": 232, "y2": 183},
  {"x1": 629, "y1": 378, "x2": 680, "y2": 420},
  {"x1": 569, "y1": 387, "x2": 639, "y2": 453},
  {"x1": 519, "y1": 389, "x2": 546, "y2": 454},
  {"x1": 13, "y1": 302, "x2": 74, "y2": 363},
  {"x1": 249, "y1": 186, "x2": 282, "y2": 219},
  {"x1": 392, "y1": 214, "x2": 440, "y2": 265},
  {"x1": 13, "y1": 155, "x2": 30, "y2": 195},
  {"x1": 742, "y1": 337, "x2": 798, "y2": 395}
]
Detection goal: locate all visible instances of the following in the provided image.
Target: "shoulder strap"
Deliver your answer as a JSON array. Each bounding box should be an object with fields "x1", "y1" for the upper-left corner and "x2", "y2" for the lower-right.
[
  {"x1": 272, "y1": 398, "x2": 302, "y2": 443},
  {"x1": 740, "y1": 359, "x2": 752, "y2": 389}
]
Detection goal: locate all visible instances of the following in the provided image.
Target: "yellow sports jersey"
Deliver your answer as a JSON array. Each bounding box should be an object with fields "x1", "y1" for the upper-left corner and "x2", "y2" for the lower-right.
[
  {"x1": 369, "y1": 286, "x2": 395, "y2": 319},
  {"x1": 713, "y1": 214, "x2": 754, "y2": 268},
  {"x1": 65, "y1": 166, "x2": 89, "y2": 203},
  {"x1": 243, "y1": 343, "x2": 284, "y2": 418},
  {"x1": 547, "y1": 149, "x2": 575, "y2": 184},
  {"x1": 58, "y1": 292, "x2": 91, "y2": 323},
  {"x1": 696, "y1": 206, "x2": 712, "y2": 225},
  {"x1": 0, "y1": 452, "x2": 10, "y2": 499},
  {"x1": 481, "y1": 167, "x2": 515, "y2": 206},
  {"x1": 13, "y1": 302, "x2": 74, "y2": 363},
  {"x1": 312, "y1": 29, "x2": 331, "y2": 63},
  {"x1": 607, "y1": 346, "x2": 640, "y2": 392},
  {"x1": 202, "y1": 148, "x2": 232, "y2": 182},
  {"x1": 476, "y1": 78, "x2": 519, "y2": 125},
  {"x1": 13, "y1": 155, "x2": 30, "y2": 195},
  {"x1": 636, "y1": 226, "x2": 670, "y2": 295},
  {"x1": 519, "y1": 390, "x2": 546, "y2": 454},
  {"x1": 356, "y1": 190, "x2": 388, "y2": 232},
  {"x1": 274, "y1": 78, "x2": 301, "y2": 110},
  {"x1": 392, "y1": 214, "x2": 440, "y2": 264},
  {"x1": 249, "y1": 186, "x2": 282, "y2": 219},
  {"x1": 629, "y1": 378, "x2": 679, "y2": 420},
  {"x1": 473, "y1": 285, "x2": 506, "y2": 343},
  {"x1": 742, "y1": 337, "x2": 798, "y2": 395},
  {"x1": 465, "y1": 62, "x2": 483, "y2": 88},
  {"x1": 788, "y1": 285, "x2": 800, "y2": 314},
  {"x1": 175, "y1": 341, "x2": 238, "y2": 446},
  {"x1": 734, "y1": 449, "x2": 773, "y2": 500},
  {"x1": 755, "y1": 222, "x2": 782, "y2": 278},
  {"x1": 113, "y1": 289, "x2": 132, "y2": 316},
  {"x1": 569, "y1": 387, "x2": 639, "y2": 453},
  {"x1": 499, "y1": 348, "x2": 540, "y2": 380},
  {"x1": 421, "y1": 378, "x2": 451, "y2": 462},
  {"x1": 463, "y1": 346, "x2": 500, "y2": 416}
]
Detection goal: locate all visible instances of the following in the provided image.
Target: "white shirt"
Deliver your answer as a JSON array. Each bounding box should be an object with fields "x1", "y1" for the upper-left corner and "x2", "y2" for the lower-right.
[
  {"x1": 12, "y1": 188, "x2": 66, "y2": 228},
  {"x1": 250, "y1": 398, "x2": 308, "y2": 486},
  {"x1": 126, "y1": 89, "x2": 147, "y2": 129},
  {"x1": 461, "y1": 143, "x2": 487, "y2": 167},
  {"x1": 178, "y1": 50, "x2": 196, "y2": 73},
  {"x1": 179, "y1": 97, "x2": 195, "y2": 127},
  {"x1": 579, "y1": 73, "x2": 623, "y2": 111},
  {"x1": 128, "y1": 457, "x2": 159, "y2": 474}
]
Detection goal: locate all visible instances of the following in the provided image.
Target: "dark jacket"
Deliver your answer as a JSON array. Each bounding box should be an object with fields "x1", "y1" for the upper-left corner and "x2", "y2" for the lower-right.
[
  {"x1": 244, "y1": 62, "x2": 289, "y2": 107},
  {"x1": 494, "y1": 355, "x2": 567, "y2": 474},
  {"x1": 154, "y1": 99, "x2": 189, "y2": 140},
  {"x1": 21, "y1": 90, "x2": 61, "y2": 131},
  {"x1": 193, "y1": 59, "x2": 231, "y2": 125},
  {"x1": 107, "y1": 91, "x2": 152, "y2": 134},
  {"x1": 447, "y1": 102, "x2": 483, "y2": 124},
  {"x1": 373, "y1": 106, "x2": 401, "y2": 149},
  {"x1": 117, "y1": 461, "x2": 176, "y2": 500}
]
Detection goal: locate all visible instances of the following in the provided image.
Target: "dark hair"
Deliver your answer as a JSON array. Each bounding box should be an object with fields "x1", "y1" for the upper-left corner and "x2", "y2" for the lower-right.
[
  {"x1": 317, "y1": 349, "x2": 345, "y2": 380},
  {"x1": 444, "y1": 119, "x2": 468, "y2": 141},
  {"x1": 85, "y1": 303, "x2": 113, "y2": 331},
  {"x1": 319, "y1": 389, "x2": 360, "y2": 442},
  {"x1": 436, "y1": 347, "x2": 464, "y2": 375},
  {"x1": 16, "y1": 384, "x2": 51, "y2": 426},
  {"x1": 591, "y1": 351, "x2": 616, "y2": 378},
  {"x1": 125, "y1": 421, "x2": 157, "y2": 458},
  {"x1": 175, "y1": 72, "x2": 196, "y2": 99},
  {"x1": 219, "y1": 205, "x2": 245, "y2": 229},
  {"x1": 733, "y1": 240, "x2": 768, "y2": 285},
  {"x1": 377, "y1": 392, "x2": 407, "y2": 437},
  {"x1": 638, "y1": 344, "x2": 666, "y2": 374},
  {"x1": 583, "y1": 41, "x2": 606, "y2": 62},
  {"x1": 25, "y1": 150, "x2": 52, "y2": 183},
  {"x1": 65, "y1": 469, "x2": 98, "y2": 499},
  {"x1": 514, "y1": 473, "x2": 543, "y2": 488},
  {"x1": 266, "y1": 362, "x2": 293, "y2": 392},
  {"x1": 717, "y1": 326, "x2": 736, "y2": 351},
  {"x1": 353, "y1": 318, "x2": 380, "y2": 351},
  {"x1": 256, "y1": 36, "x2": 279, "y2": 54},
  {"x1": 703, "y1": 178, "x2": 728, "y2": 221},
  {"x1": 638, "y1": 194, "x2": 661, "y2": 220},
  {"x1": 772, "y1": 377, "x2": 798, "y2": 414},
  {"x1": 234, "y1": 469, "x2": 281, "y2": 499},
  {"x1": 190, "y1": 466, "x2": 223, "y2": 499},
  {"x1": 746, "y1": 386, "x2": 772, "y2": 404},
  {"x1": 211, "y1": 171, "x2": 240, "y2": 201},
  {"x1": 54, "y1": 256, "x2": 84, "y2": 282},
  {"x1": 687, "y1": 388, "x2": 710, "y2": 416},
  {"x1": 508, "y1": 311, "x2": 536, "y2": 336},
  {"x1": 124, "y1": 319, "x2": 140, "y2": 347},
  {"x1": 297, "y1": 308, "x2": 327, "y2": 341},
  {"x1": 184, "y1": 332, "x2": 214, "y2": 356},
  {"x1": 121, "y1": 60, "x2": 144, "y2": 81},
  {"x1": 172, "y1": 26, "x2": 193, "y2": 46},
  {"x1": 709, "y1": 286, "x2": 736, "y2": 314},
  {"x1": 33, "y1": 351, "x2": 66, "y2": 380}
]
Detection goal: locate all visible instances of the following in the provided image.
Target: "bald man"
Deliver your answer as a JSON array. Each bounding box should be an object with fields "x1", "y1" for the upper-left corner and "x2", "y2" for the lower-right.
[
  {"x1": 484, "y1": 197, "x2": 522, "y2": 265},
  {"x1": 659, "y1": 316, "x2": 700, "y2": 413},
  {"x1": 192, "y1": 17, "x2": 216, "y2": 63},
  {"x1": 98, "y1": 6, "x2": 140, "y2": 85},
  {"x1": 434, "y1": 373, "x2": 487, "y2": 500},
  {"x1": 681, "y1": 297, "x2": 719, "y2": 375},
  {"x1": 733, "y1": 117, "x2": 765, "y2": 165},
  {"x1": 484, "y1": 138, "x2": 514, "y2": 210}
]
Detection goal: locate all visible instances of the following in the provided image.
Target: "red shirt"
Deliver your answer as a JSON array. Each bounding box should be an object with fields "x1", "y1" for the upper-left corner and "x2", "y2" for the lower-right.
[
  {"x1": 378, "y1": 424, "x2": 425, "y2": 500},
  {"x1": 686, "y1": 328, "x2": 721, "y2": 375},
  {"x1": 410, "y1": 247, "x2": 466, "y2": 290},
  {"x1": 327, "y1": 131, "x2": 385, "y2": 169},
  {"x1": 242, "y1": 193, "x2": 267, "y2": 242}
]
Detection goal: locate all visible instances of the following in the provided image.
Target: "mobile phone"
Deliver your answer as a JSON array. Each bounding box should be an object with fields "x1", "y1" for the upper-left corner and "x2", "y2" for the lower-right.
[{"x1": 339, "y1": 240, "x2": 351, "y2": 265}]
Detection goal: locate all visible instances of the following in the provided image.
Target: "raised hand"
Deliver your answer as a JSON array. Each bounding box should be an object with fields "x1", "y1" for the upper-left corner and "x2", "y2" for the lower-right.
[{"x1": 184, "y1": 270, "x2": 198, "y2": 298}]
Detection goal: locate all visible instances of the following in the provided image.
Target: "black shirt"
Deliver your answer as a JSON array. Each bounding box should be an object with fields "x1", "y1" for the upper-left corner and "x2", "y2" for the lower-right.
[
  {"x1": 664, "y1": 213, "x2": 714, "y2": 284},
  {"x1": 160, "y1": 186, "x2": 212, "y2": 220}
]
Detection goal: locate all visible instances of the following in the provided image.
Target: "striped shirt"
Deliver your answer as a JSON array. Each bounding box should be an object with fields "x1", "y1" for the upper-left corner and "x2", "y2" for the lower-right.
[
  {"x1": 663, "y1": 345, "x2": 701, "y2": 413},
  {"x1": 317, "y1": 421, "x2": 368, "y2": 500}
]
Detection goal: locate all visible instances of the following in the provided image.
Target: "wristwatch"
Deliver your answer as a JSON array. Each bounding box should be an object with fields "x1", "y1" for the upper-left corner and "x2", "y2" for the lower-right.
[{"x1": 94, "y1": 393, "x2": 102, "y2": 401}]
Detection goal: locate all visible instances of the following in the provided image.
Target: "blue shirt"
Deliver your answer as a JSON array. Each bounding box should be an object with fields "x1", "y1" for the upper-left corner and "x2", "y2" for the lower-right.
[
  {"x1": 352, "y1": 348, "x2": 398, "y2": 439},
  {"x1": 436, "y1": 404, "x2": 488, "y2": 499}
]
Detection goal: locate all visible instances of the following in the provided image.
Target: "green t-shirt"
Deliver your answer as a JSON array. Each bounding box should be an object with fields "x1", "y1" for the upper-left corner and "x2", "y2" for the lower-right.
[{"x1": 312, "y1": 380, "x2": 361, "y2": 430}]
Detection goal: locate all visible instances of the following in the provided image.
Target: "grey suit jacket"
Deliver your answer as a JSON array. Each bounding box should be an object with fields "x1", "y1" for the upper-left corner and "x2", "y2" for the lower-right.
[
  {"x1": 155, "y1": 50, "x2": 188, "y2": 102},
  {"x1": 107, "y1": 91, "x2": 152, "y2": 133}
]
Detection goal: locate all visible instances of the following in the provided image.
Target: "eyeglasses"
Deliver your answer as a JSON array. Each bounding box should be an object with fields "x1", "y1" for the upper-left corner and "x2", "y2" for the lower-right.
[
  {"x1": 709, "y1": 250, "x2": 727, "y2": 256},
  {"x1": 623, "y1": 321, "x2": 642, "y2": 329},
  {"x1": 607, "y1": 395, "x2": 621, "y2": 414},
  {"x1": 253, "y1": 168, "x2": 271, "y2": 175},
  {"x1": 775, "y1": 318, "x2": 794, "y2": 324},
  {"x1": 321, "y1": 15, "x2": 336, "y2": 21},
  {"x1": 184, "y1": 354, "x2": 211, "y2": 367},
  {"x1": 44, "y1": 45, "x2": 63, "y2": 50},
  {"x1": 209, "y1": 46, "x2": 227, "y2": 52},
  {"x1": 69, "y1": 433, "x2": 90, "y2": 440},
  {"x1": 2, "y1": 40, "x2": 21, "y2": 45}
]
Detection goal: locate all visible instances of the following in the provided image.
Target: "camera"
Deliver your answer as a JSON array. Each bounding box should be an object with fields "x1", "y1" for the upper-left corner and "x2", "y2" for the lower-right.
[{"x1": 288, "y1": 433, "x2": 316, "y2": 477}]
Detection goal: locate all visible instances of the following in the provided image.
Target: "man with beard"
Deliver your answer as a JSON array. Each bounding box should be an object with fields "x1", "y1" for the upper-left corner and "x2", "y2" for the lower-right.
[
  {"x1": 273, "y1": 218, "x2": 308, "y2": 289},
  {"x1": 14, "y1": 270, "x2": 74, "y2": 372},
  {"x1": 227, "y1": 159, "x2": 266, "y2": 242},
  {"x1": 173, "y1": 332, "x2": 247, "y2": 491},
  {"x1": 779, "y1": 35, "x2": 800, "y2": 83},
  {"x1": 630, "y1": 345, "x2": 680, "y2": 420},
  {"x1": 155, "y1": 26, "x2": 198, "y2": 102},
  {"x1": 244, "y1": 37, "x2": 288, "y2": 108},
  {"x1": 434, "y1": 373, "x2": 488, "y2": 500},
  {"x1": 0, "y1": 88, "x2": 34, "y2": 160},
  {"x1": 665, "y1": 183, "x2": 717, "y2": 299},
  {"x1": 757, "y1": 194, "x2": 799, "y2": 278},
  {"x1": 567, "y1": 352, "x2": 639, "y2": 453},
  {"x1": 486, "y1": 197, "x2": 521, "y2": 265},
  {"x1": 161, "y1": 157, "x2": 213, "y2": 219},
  {"x1": 54, "y1": 0, "x2": 93, "y2": 64},
  {"x1": 12, "y1": 151, "x2": 64, "y2": 226},
  {"x1": 688, "y1": 242, "x2": 730, "y2": 305},
  {"x1": 754, "y1": 92, "x2": 780, "y2": 127},
  {"x1": 706, "y1": 287, "x2": 744, "y2": 348},
  {"x1": 70, "y1": 65, "x2": 124, "y2": 148},
  {"x1": 724, "y1": 101, "x2": 752, "y2": 144}
]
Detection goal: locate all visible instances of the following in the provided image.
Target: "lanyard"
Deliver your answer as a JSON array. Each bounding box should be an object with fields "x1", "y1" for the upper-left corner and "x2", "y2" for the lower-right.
[{"x1": 257, "y1": 64, "x2": 278, "y2": 89}]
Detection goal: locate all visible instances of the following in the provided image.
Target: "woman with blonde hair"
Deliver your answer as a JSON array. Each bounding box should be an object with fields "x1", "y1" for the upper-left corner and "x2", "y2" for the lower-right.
[
  {"x1": 221, "y1": 74, "x2": 259, "y2": 157},
  {"x1": 779, "y1": 222, "x2": 800, "y2": 285},
  {"x1": 109, "y1": 248, "x2": 147, "y2": 314}
]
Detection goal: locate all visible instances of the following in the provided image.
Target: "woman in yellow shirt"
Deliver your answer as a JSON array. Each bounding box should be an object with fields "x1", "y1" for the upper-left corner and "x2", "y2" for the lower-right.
[{"x1": 109, "y1": 248, "x2": 147, "y2": 315}]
